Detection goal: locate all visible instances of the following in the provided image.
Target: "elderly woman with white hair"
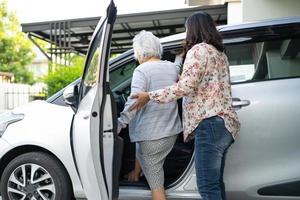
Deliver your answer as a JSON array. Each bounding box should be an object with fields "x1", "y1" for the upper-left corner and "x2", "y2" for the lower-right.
[{"x1": 117, "y1": 30, "x2": 182, "y2": 200}]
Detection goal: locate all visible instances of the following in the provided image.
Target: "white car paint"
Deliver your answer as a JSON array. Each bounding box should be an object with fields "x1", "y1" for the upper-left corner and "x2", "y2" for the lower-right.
[
  {"x1": 0, "y1": 138, "x2": 11, "y2": 162},
  {"x1": 1, "y1": 101, "x2": 86, "y2": 198}
]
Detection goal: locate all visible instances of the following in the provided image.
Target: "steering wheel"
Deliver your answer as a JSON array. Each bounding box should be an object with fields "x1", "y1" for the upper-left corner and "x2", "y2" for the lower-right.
[{"x1": 115, "y1": 86, "x2": 131, "y2": 105}]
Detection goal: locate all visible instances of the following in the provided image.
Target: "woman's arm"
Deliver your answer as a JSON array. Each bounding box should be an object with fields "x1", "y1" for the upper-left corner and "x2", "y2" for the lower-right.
[
  {"x1": 149, "y1": 45, "x2": 208, "y2": 103},
  {"x1": 118, "y1": 68, "x2": 148, "y2": 129}
]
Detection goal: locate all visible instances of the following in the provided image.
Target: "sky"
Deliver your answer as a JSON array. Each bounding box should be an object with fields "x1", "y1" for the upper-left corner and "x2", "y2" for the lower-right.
[{"x1": 6, "y1": 0, "x2": 190, "y2": 23}]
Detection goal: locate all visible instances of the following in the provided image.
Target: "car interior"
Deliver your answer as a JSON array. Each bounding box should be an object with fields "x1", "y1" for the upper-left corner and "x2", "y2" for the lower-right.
[{"x1": 110, "y1": 48, "x2": 195, "y2": 188}]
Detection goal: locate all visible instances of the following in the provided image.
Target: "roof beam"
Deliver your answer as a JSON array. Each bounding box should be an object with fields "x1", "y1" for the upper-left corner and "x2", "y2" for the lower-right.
[{"x1": 21, "y1": 4, "x2": 227, "y2": 55}]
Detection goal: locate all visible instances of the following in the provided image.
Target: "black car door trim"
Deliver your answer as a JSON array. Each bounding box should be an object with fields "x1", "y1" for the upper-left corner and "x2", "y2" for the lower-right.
[{"x1": 98, "y1": 1, "x2": 117, "y2": 198}]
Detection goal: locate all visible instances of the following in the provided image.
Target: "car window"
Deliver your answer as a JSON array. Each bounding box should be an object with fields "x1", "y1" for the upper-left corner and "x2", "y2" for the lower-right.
[
  {"x1": 109, "y1": 49, "x2": 181, "y2": 90},
  {"x1": 226, "y1": 37, "x2": 300, "y2": 83},
  {"x1": 110, "y1": 61, "x2": 136, "y2": 89},
  {"x1": 80, "y1": 29, "x2": 103, "y2": 99}
]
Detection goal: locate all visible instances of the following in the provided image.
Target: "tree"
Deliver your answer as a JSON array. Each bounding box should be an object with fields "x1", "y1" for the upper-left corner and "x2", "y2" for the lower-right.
[
  {"x1": 0, "y1": 1, "x2": 36, "y2": 84},
  {"x1": 43, "y1": 55, "x2": 84, "y2": 97}
]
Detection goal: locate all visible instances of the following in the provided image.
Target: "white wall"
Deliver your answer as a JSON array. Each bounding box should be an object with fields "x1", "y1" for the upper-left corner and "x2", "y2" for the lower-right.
[
  {"x1": 243, "y1": 0, "x2": 300, "y2": 22},
  {"x1": 227, "y1": 1, "x2": 242, "y2": 24}
]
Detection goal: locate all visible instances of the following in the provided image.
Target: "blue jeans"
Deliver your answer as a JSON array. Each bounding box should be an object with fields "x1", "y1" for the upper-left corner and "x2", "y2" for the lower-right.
[{"x1": 194, "y1": 116, "x2": 234, "y2": 200}]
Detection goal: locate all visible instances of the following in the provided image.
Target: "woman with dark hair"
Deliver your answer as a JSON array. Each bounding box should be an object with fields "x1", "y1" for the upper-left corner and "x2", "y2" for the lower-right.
[{"x1": 129, "y1": 11, "x2": 240, "y2": 200}]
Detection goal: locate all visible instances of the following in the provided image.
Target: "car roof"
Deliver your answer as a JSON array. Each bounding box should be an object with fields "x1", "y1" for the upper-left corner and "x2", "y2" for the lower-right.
[
  {"x1": 218, "y1": 16, "x2": 300, "y2": 32},
  {"x1": 111, "y1": 16, "x2": 300, "y2": 64},
  {"x1": 160, "y1": 16, "x2": 300, "y2": 44}
]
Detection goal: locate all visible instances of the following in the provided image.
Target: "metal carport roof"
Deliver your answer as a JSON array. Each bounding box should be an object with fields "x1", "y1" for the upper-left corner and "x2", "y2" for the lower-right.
[{"x1": 21, "y1": 4, "x2": 227, "y2": 64}]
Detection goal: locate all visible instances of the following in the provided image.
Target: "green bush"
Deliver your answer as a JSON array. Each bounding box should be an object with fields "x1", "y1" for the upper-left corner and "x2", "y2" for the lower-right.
[{"x1": 43, "y1": 56, "x2": 84, "y2": 97}]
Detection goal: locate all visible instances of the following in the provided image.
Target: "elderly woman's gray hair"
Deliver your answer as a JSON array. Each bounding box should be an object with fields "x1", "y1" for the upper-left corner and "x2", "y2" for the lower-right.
[{"x1": 133, "y1": 30, "x2": 163, "y2": 62}]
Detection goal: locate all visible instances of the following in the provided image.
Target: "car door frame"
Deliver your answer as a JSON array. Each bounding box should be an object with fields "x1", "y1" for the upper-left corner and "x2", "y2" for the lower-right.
[{"x1": 70, "y1": 1, "x2": 120, "y2": 200}]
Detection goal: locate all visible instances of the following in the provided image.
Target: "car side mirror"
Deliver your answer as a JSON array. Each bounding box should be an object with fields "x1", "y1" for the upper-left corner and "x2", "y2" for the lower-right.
[{"x1": 63, "y1": 85, "x2": 79, "y2": 106}]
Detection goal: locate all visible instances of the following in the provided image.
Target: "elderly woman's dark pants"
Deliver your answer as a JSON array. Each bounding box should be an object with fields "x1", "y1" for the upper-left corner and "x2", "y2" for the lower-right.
[{"x1": 194, "y1": 116, "x2": 234, "y2": 200}]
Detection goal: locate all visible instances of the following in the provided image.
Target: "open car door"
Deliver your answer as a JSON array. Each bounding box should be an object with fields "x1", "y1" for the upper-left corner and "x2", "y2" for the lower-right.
[{"x1": 71, "y1": 1, "x2": 121, "y2": 199}]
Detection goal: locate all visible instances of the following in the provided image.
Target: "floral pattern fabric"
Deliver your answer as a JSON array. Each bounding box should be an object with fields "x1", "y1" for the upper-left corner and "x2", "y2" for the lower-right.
[{"x1": 149, "y1": 42, "x2": 240, "y2": 141}]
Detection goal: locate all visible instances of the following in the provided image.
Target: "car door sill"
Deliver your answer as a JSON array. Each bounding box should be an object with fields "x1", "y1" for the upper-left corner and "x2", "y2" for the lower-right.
[{"x1": 119, "y1": 187, "x2": 200, "y2": 200}]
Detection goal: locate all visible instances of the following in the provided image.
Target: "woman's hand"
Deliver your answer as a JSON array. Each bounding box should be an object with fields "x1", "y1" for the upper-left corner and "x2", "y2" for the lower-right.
[{"x1": 129, "y1": 92, "x2": 150, "y2": 111}]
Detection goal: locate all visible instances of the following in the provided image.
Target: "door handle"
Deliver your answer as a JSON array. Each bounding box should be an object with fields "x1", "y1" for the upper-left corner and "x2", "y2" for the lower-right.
[
  {"x1": 232, "y1": 98, "x2": 250, "y2": 108},
  {"x1": 80, "y1": 111, "x2": 90, "y2": 120},
  {"x1": 82, "y1": 111, "x2": 97, "y2": 119},
  {"x1": 83, "y1": 114, "x2": 90, "y2": 120}
]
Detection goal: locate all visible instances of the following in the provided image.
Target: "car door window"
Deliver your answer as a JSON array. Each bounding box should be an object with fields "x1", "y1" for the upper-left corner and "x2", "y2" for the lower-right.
[
  {"x1": 110, "y1": 60, "x2": 136, "y2": 89},
  {"x1": 80, "y1": 30, "x2": 103, "y2": 99},
  {"x1": 226, "y1": 37, "x2": 300, "y2": 83}
]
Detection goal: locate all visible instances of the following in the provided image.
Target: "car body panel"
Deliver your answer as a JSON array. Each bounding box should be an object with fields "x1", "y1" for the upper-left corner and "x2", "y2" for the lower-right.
[
  {"x1": 0, "y1": 138, "x2": 11, "y2": 161},
  {"x1": 73, "y1": 85, "x2": 109, "y2": 199},
  {"x1": 225, "y1": 78, "x2": 300, "y2": 200},
  {"x1": 1, "y1": 100, "x2": 85, "y2": 197}
]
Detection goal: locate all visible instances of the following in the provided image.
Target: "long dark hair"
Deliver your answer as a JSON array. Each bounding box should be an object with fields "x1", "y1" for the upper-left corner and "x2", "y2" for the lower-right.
[{"x1": 184, "y1": 11, "x2": 224, "y2": 53}]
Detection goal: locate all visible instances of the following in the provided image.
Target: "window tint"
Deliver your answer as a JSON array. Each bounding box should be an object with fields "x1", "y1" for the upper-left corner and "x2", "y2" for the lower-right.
[
  {"x1": 109, "y1": 50, "x2": 182, "y2": 90},
  {"x1": 110, "y1": 61, "x2": 136, "y2": 89},
  {"x1": 80, "y1": 29, "x2": 103, "y2": 98},
  {"x1": 226, "y1": 37, "x2": 300, "y2": 83}
]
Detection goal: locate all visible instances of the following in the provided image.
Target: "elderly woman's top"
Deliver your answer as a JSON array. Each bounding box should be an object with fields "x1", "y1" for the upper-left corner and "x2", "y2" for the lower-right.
[{"x1": 118, "y1": 60, "x2": 182, "y2": 142}]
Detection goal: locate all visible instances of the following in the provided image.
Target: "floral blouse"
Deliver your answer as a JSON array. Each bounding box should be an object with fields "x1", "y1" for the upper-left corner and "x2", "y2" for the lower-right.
[{"x1": 149, "y1": 42, "x2": 240, "y2": 142}]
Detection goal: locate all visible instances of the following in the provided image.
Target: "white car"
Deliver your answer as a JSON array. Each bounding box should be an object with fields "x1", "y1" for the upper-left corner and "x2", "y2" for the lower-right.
[{"x1": 1, "y1": 1, "x2": 300, "y2": 199}]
